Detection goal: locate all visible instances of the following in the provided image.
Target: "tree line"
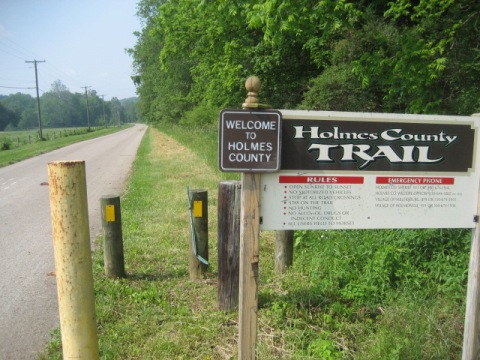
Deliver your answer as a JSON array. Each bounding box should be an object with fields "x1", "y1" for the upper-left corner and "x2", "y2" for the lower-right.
[
  {"x1": 0, "y1": 80, "x2": 138, "y2": 131},
  {"x1": 130, "y1": 0, "x2": 480, "y2": 125}
]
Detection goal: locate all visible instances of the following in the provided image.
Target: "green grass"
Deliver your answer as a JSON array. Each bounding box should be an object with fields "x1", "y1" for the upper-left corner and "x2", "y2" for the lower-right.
[
  {"x1": 0, "y1": 126, "x2": 129, "y2": 167},
  {"x1": 158, "y1": 123, "x2": 239, "y2": 182},
  {"x1": 40, "y1": 124, "x2": 469, "y2": 359}
]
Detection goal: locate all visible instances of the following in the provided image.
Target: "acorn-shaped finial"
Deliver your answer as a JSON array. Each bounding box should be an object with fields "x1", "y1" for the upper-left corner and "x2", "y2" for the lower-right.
[{"x1": 242, "y1": 76, "x2": 271, "y2": 109}]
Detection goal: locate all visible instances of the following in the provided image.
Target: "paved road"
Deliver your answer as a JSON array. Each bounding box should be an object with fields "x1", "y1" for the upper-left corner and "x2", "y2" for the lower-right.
[{"x1": 0, "y1": 124, "x2": 147, "y2": 359}]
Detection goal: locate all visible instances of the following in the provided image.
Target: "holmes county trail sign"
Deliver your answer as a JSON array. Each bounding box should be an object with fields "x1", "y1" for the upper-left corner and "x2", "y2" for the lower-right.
[
  {"x1": 218, "y1": 106, "x2": 480, "y2": 359},
  {"x1": 260, "y1": 110, "x2": 480, "y2": 230},
  {"x1": 219, "y1": 109, "x2": 282, "y2": 172}
]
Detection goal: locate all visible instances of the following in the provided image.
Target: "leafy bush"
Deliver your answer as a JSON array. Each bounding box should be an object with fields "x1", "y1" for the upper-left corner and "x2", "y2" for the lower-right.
[
  {"x1": 307, "y1": 335, "x2": 342, "y2": 359},
  {"x1": 291, "y1": 228, "x2": 469, "y2": 307},
  {"x1": 179, "y1": 104, "x2": 219, "y2": 126},
  {"x1": 299, "y1": 64, "x2": 379, "y2": 112},
  {"x1": 0, "y1": 136, "x2": 12, "y2": 150}
]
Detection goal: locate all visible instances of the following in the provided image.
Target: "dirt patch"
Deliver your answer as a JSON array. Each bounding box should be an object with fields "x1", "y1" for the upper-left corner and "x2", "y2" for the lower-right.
[
  {"x1": 150, "y1": 128, "x2": 217, "y2": 180},
  {"x1": 152, "y1": 130, "x2": 189, "y2": 160}
]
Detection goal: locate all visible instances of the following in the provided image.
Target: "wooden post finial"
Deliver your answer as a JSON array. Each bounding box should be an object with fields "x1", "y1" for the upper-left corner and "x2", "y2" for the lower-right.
[{"x1": 242, "y1": 76, "x2": 271, "y2": 109}]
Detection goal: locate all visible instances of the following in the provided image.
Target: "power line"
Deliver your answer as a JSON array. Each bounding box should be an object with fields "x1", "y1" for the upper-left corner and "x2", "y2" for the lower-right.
[
  {"x1": 0, "y1": 85, "x2": 36, "y2": 90},
  {"x1": 0, "y1": 47, "x2": 27, "y2": 61},
  {"x1": 0, "y1": 37, "x2": 81, "y2": 93},
  {"x1": 0, "y1": 37, "x2": 38, "y2": 61}
]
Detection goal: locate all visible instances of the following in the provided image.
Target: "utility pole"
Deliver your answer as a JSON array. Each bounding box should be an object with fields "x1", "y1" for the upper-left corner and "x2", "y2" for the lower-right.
[
  {"x1": 99, "y1": 94, "x2": 106, "y2": 125},
  {"x1": 81, "y1": 86, "x2": 91, "y2": 131},
  {"x1": 26, "y1": 60, "x2": 45, "y2": 140}
]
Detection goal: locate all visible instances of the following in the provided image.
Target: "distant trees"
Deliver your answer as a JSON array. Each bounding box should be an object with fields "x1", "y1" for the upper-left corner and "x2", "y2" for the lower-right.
[
  {"x1": 0, "y1": 93, "x2": 36, "y2": 130},
  {"x1": 0, "y1": 80, "x2": 139, "y2": 131},
  {"x1": 130, "y1": 0, "x2": 480, "y2": 125},
  {"x1": 0, "y1": 102, "x2": 19, "y2": 131}
]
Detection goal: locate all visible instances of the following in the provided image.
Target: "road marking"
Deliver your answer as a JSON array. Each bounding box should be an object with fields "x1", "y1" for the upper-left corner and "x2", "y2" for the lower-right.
[{"x1": 0, "y1": 178, "x2": 21, "y2": 191}]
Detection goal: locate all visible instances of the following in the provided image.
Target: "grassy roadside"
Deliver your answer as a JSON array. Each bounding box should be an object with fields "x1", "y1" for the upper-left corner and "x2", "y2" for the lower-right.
[
  {"x1": 41, "y1": 124, "x2": 468, "y2": 359},
  {"x1": 42, "y1": 126, "x2": 242, "y2": 359},
  {"x1": 0, "y1": 126, "x2": 129, "y2": 167}
]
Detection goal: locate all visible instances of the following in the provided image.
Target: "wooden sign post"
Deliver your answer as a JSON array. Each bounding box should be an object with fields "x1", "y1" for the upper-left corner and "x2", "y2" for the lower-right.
[
  {"x1": 220, "y1": 81, "x2": 480, "y2": 357},
  {"x1": 219, "y1": 76, "x2": 281, "y2": 359},
  {"x1": 463, "y1": 214, "x2": 480, "y2": 359},
  {"x1": 461, "y1": 114, "x2": 480, "y2": 360},
  {"x1": 238, "y1": 171, "x2": 261, "y2": 359},
  {"x1": 258, "y1": 110, "x2": 480, "y2": 359}
]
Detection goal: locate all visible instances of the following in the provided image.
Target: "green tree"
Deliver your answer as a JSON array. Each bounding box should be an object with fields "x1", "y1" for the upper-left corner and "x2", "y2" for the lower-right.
[
  {"x1": 0, "y1": 102, "x2": 18, "y2": 131},
  {"x1": 17, "y1": 107, "x2": 38, "y2": 129},
  {"x1": 41, "y1": 80, "x2": 84, "y2": 127},
  {"x1": 351, "y1": 0, "x2": 480, "y2": 114},
  {"x1": 110, "y1": 97, "x2": 126, "y2": 125},
  {"x1": 131, "y1": 0, "x2": 480, "y2": 122},
  {"x1": 121, "y1": 98, "x2": 139, "y2": 123},
  {"x1": 0, "y1": 93, "x2": 35, "y2": 129}
]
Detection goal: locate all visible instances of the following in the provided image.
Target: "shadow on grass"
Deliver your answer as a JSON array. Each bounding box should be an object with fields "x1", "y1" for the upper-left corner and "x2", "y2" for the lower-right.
[{"x1": 125, "y1": 269, "x2": 189, "y2": 282}]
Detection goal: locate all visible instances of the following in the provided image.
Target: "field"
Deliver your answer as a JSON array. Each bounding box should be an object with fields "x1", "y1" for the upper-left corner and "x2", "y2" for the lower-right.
[
  {"x1": 41, "y1": 124, "x2": 469, "y2": 359},
  {"x1": 0, "y1": 126, "x2": 128, "y2": 167}
]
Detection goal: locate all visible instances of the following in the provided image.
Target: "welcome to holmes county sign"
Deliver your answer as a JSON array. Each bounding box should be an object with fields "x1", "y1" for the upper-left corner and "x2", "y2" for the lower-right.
[
  {"x1": 218, "y1": 109, "x2": 282, "y2": 172},
  {"x1": 260, "y1": 110, "x2": 480, "y2": 231}
]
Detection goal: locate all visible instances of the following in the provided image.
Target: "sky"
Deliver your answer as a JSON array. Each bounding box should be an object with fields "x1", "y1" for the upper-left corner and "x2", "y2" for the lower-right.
[{"x1": 0, "y1": 0, "x2": 141, "y2": 100}]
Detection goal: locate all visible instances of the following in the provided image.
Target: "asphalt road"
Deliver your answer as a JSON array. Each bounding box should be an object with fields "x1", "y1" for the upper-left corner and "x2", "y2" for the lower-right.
[{"x1": 0, "y1": 124, "x2": 147, "y2": 359}]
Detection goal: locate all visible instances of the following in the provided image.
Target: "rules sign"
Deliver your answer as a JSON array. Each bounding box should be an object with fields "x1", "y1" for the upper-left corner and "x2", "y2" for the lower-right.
[
  {"x1": 260, "y1": 110, "x2": 480, "y2": 230},
  {"x1": 219, "y1": 109, "x2": 282, "y2": 172}
]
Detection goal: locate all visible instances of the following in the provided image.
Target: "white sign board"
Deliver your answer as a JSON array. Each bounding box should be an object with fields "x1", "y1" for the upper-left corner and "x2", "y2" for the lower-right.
[{"x1": 261, "y1": 110, "x2": 480, "y2": 230}]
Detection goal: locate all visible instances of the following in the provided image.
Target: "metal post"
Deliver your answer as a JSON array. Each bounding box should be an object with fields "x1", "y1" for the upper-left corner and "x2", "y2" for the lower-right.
[
  {"x1": 48, "y1": 160, "x2": 99, "y2": 359},
  {"x1": 188, "y1": 189, "x2": 209, "y2": 280}
]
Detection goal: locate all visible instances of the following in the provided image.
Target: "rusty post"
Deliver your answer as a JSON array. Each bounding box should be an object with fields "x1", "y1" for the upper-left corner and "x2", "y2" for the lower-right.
[{"x1": 48, "y1": 160, "x2": 99, "y2": 359}]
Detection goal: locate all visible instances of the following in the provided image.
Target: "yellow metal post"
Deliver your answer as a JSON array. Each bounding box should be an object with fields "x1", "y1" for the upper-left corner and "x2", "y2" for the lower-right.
[
  {"x1": 188, "y1": 189, "x2": 209, "y2": 280},
  {"x1": 48, "y1": 160, "x2": 99, "y2": 359}
]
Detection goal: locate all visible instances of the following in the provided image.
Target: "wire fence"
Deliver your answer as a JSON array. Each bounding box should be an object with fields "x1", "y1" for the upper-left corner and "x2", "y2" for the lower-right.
[{"x1": 0, "y1": 127, "x2": 103, "y2": 150}]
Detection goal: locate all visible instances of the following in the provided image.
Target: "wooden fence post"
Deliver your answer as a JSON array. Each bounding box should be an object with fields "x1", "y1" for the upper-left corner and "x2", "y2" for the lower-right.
[
  {"x1": 100, "y1": 194, "x2": 126, "y2": 278},
  {"x1": 188, "y1": 189, "x2": 209, "y2": 280},
  {"x1": 218, "y1": 180, "x2": 241, "y2": 311},
  {"x1": 275, "y1": 230, "x2": 294, "y2": 274},
  {"x1": 48, "y1": 160, "x2": 99, "y2": 360}
]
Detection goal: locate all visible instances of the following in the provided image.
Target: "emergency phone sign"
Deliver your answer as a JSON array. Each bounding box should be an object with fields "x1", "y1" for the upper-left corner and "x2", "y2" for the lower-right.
[{"x1": 219, "y1": 109, "x2": 282, "y2": 172}]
